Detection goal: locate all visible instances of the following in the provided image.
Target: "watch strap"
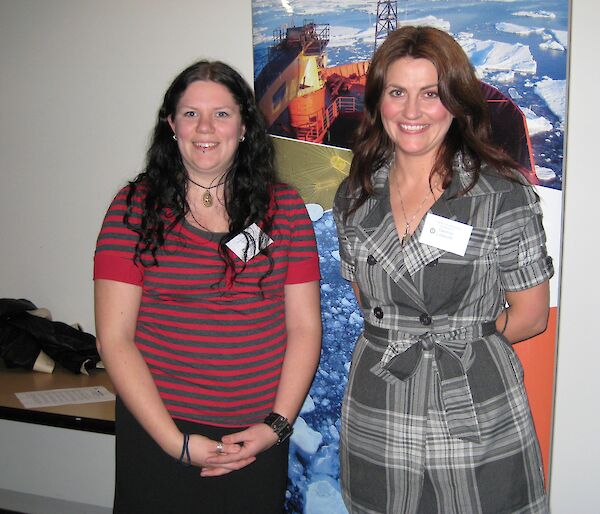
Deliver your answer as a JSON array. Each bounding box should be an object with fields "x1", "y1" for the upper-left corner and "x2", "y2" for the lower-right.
[{"x1": 263, "y1": 412, "x2": 293, "y2": 444}]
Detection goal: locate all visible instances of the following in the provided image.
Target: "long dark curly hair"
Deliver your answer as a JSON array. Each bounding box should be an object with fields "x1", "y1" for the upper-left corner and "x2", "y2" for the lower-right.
[
  {"x1": 345, "y1": 25, "x2": 521, "y2": 214},
  {"x1": 125, "y1": 60, "x2": 277, "y2": 281}
]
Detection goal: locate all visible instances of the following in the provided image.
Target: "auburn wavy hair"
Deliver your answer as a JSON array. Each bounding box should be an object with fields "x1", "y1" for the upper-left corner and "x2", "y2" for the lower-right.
[{"x1": 345, "y1": 25, "x2": 520, "y2": 214}]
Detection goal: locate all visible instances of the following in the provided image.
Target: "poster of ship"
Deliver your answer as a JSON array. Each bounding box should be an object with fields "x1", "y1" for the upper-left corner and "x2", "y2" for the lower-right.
[{"x1": 252, "y1": 1, "x2": 568, "y2": 512}]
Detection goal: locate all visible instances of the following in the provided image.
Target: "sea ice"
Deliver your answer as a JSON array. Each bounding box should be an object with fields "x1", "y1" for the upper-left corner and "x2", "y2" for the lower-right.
[
  {"x1": 512, "y1": 11, "x2": 556, "y2": 19},
  {"x1": 402, "y1": 16, "x2": 451, "y2": 32},
  {"x1": 311, "y1": 445, "x2": 340, "y2": 477},
  {"x1": 534, "y1": 77, "x2": 567, "y2": 122},
  {"x1": 522, "y1": 107, "x2": 553, "y2": 135},
  {"x1": 496, "y1": 22, "x2": 545, "y2": 36},
  {"x1": 551, "y1": 30, "x2": 568, "y2": 48},
  {"x1": 305, "y1": 476, "x2": 348, "y2": 514},
  {"x1": 494, "y1": 70, "x2": 516, "y2": 83},
  {"x1": 301, "y1": 395, "x2": 316, "y2": 415},
  {"x1": 457, "y1": 36, "x2": 537, "y2": 74},
  {"x1": 292, "y1": 417, "x2": 324, "y2": 459},
  {"x1": 540, "y1": 40, "x2": 565, "y2": 52},
  {"x1": 535, "y1": 166, "x2": 558, "y2": 183},
  {"x1": 306, "y1": 203, "x2": 325, "y2": 222}
]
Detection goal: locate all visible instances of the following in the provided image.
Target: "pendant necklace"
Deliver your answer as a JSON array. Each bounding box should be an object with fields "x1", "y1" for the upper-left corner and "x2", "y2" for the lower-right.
[
  {"x1": 396, "y1": 184, "x2": 437, "y2": 247},
  {"x1": 187, "y1": 173, "x2": 227, "y2": 208}
]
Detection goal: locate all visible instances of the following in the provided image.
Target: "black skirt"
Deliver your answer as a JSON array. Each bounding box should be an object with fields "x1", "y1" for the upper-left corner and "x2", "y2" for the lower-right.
[{"x1": 114, "y1": 398, "x2": 289, "y2": 514}]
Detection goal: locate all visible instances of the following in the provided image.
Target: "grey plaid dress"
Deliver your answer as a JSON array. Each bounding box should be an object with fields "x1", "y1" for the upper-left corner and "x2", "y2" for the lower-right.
[{"x1": 333, "y1": 159, "x2": 554, "y2": 514}]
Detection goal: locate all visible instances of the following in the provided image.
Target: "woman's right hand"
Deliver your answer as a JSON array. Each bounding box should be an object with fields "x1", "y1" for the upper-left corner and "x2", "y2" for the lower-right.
[{"x1": 184, "y1": 434, "x2": 256, "y2": 475}]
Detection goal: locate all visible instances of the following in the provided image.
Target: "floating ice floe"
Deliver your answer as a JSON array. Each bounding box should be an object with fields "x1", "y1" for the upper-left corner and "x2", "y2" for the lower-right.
[
  {"x1": 401, "y1": 16, "x2": 451, "y2": 33},
  {"x1": 540, "y1": 40, "x2": 565, "y2": 52},
  {"x1": 535, "y1": 166, "x2": 557, "y2": 183},
  {"x1": 252, "y1": 26, "x2": 272, "y2": 46},
  {"x1": 310, "y1": 445, "x2": 340, "y2": 477},
  {"x1": 305, "y1": 475, "x2": 348, "y2": 514},
  {"x1": 496, "y1": 22, "x2": 545, "y2": 36},
  {"x1": 551, "y1": 29, "x2": 568, "y2": 48},
  {"x1": 534, "y1": 77, "x2": 567, "y2": 122},
  {"x1": 328, "y1": 26, "x2": 370, "y2": 48},
  {"x1": 457, "y1": 35, "x2": 536, "y2": 74},
  {"x1": 512, "y1": 10, "x2": 557, "y2": 19},
  {"x1": 508, "y1": 87, "x2": 522, "y2": 99},
  {"x1": 306, "y1": 203, "x2": 324, "y2": 222},
  {"x1": 494, "y1": 70, "x2": 516, "y2": 84},
  {"x1": 522, "y1": 107, "x2": 553, "y2": 135},
  {"x1": 300, "y1": 395, "x2": 316, "y2": 415},
  {"x1": 291, "y1": 416, "x2": 323, "y2": 459}
]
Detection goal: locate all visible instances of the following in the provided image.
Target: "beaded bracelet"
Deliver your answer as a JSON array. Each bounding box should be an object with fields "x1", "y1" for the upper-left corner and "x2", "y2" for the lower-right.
[{"x1": 178, "y1": 433, "x2": 191, "y2": 466}]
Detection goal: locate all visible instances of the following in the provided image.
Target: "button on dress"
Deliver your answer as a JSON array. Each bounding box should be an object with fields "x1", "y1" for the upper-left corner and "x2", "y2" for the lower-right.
[{"x1": 333, "y1": 159, "x2": 553, "y2": 514}]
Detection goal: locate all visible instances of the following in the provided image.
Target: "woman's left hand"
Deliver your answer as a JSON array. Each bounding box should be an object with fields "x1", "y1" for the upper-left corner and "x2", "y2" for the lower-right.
[{"x1": 200, "y1": 423, "x2": 279, "y2": 477}]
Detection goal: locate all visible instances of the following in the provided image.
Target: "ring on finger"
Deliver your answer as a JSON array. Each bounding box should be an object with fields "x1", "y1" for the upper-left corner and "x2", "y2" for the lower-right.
[{"x1": 216, "y1": 442, "x2": 224, "y2": 454}]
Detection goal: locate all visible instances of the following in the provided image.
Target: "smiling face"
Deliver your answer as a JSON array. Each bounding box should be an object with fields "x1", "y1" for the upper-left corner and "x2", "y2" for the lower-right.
[
  {"x1": 380, "y1": 57, "x2": 454, "y2": 166},
  {"x1": 168, "y1": 80, "x2": 246, "y2": 183}
]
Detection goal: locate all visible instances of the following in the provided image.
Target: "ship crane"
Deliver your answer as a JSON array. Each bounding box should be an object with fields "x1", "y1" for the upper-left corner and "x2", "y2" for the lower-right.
[{"x1": 374, "y1": 0, "x2": 398, "y2": 52}]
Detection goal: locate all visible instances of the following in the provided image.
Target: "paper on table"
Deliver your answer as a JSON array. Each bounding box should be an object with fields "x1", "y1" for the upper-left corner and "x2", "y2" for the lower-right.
[{"x1": 15, "y1": 386, "x2": 115, "y2": 409}]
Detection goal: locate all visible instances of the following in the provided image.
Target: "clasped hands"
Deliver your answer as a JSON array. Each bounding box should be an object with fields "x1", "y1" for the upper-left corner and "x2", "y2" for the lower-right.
[{"x1": 183, "y1": 423, "x2": 279, "y2": 477}]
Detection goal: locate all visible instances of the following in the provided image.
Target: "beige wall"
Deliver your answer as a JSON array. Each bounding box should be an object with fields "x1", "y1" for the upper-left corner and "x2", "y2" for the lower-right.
[
  {"x1": 0, "y1": 0, "x2": 598, "y2": 511},
  {"x1": 0, "y1": 0, "x2": 253, "y2": 332}
]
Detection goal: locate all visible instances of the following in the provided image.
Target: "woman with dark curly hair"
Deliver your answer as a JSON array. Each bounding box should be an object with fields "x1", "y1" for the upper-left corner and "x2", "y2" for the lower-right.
[
  {"x1": 94, "y1": 60, "x2": 321, "y2": 513},
  {"x1": 334, "y1": 26, "x2": 552, "y2": 513}
]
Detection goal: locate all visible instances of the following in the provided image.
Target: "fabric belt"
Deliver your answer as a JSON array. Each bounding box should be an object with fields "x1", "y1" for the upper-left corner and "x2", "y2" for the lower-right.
[{"x1": 365, "y1": 321, "x2": 497, "y2": 444}]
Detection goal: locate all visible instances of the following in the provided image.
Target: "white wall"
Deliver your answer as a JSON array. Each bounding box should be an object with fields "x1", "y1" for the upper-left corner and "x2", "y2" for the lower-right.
[
  {"x1": 549, "y1": 0, "x2": 600, "y2": 511},
  {"x1": 0, "y1": 0, "x2": 253, "y2": 332},
  {"x1": 0, "y1": 0, "x2": 598, "y2": 511}
]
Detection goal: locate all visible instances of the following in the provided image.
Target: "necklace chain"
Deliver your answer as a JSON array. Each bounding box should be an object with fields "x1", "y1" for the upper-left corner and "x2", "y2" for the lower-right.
[
  {"x1": 187, "y1": 173, "x2": 227, "y2": 208},
  {"x1": 394, "y1": 178, "x2": 437, "y2": 247}
]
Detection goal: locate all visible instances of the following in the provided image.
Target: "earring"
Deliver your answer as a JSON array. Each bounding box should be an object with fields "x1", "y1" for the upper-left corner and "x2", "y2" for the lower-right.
[
  {"x1": 172, "y1": 135, "x2": 178, "y2": 141},
  {"x1": 240, "y1": 136, "x2": 245, "y2": 142}
]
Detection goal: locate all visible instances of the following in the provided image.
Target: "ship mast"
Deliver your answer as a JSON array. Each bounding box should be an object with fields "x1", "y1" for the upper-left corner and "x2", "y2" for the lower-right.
[{"x1": 373, "y1": 0, "x2": 398, "y2": 52}]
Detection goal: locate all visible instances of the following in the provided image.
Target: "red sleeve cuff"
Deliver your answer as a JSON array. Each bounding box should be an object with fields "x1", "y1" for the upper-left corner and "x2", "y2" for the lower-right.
[
  {"x1": 93, "y1": 252, "x2": 143, "y2": 286},
  {"x1": 285, "y1": 255, "x2": 321, "y2": 284}
]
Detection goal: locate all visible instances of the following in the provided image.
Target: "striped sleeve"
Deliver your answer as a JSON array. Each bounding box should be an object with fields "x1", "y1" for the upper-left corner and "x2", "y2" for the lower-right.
[
  {"x1": 275, "y1": 185, "x2": 320, "y2": 284},
  {"x1": 496, "y1": 184, "x2": 554, "y2": 291},
  {"x1": 93, "y1": 186, "x2": 144, "y2": 286}
]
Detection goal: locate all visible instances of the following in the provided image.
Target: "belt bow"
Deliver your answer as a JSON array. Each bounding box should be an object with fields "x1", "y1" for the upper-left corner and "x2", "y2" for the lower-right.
[{"x1": 368, "y1": 322, "x2": 496, "y2": 444}]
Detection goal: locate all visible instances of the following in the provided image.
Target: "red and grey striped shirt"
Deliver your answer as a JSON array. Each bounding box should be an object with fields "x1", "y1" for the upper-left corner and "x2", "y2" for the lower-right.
[{"x1": 94, "y1": 183, "x2": 320, "y2": 427}]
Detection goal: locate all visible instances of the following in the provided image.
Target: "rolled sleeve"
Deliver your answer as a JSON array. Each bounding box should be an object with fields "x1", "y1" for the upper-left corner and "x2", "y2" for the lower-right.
[{"x1": 497, "y1": 186, "x2": 554, "y2": 292}]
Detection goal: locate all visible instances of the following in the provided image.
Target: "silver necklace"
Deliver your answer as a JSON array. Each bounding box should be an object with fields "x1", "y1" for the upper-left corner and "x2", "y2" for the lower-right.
[
  {"x1": 396, "y1": 184, "x2": 436, "y2": 247},
  {"x1": 187, "y1": 174, "x2": 227, "y2": 208}
]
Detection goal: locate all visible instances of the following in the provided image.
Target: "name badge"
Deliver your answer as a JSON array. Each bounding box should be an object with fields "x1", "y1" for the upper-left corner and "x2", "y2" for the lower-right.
[
  {"x1": 419, "y1": 213, "x2": 473, "y2": 256},
  {"x1": 226, "y1": 223, "x2": 273, "y2": 262}
]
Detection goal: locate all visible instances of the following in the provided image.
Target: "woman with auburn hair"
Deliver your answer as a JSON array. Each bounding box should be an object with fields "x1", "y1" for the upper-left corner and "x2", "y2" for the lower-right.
[
  {"x1": 94, "y1": 60, "x2": 321, "y2": 513},
  {"x1": 334, "y1": 26, "x2": 552, "y2": 513}
]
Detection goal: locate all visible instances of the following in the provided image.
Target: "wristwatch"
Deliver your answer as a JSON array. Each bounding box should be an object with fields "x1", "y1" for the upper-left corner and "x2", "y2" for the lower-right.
[{"x1": 263, "y1": 412, "x2": 293, "y2": 445}]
